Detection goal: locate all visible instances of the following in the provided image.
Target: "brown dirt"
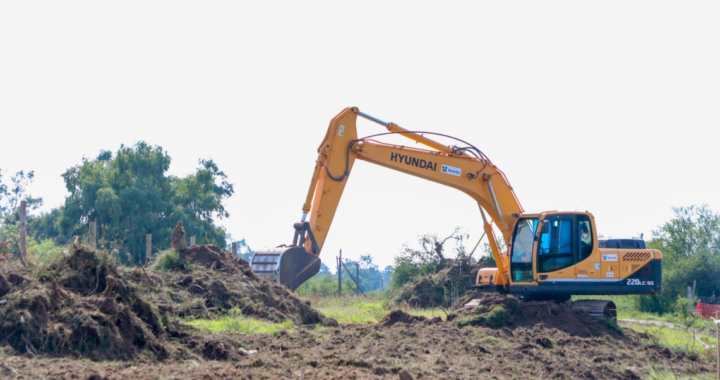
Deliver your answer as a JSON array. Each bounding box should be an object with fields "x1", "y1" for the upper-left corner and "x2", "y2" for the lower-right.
[
  {"x1": 451, "y1": 293, "x2": 622, "y2": 338},
  {"x1": 392, "y1": 259, "x2": 484, "y2": 308},
  {"x1": 0, "y1": 311, "x2": 714, "y2": 379},
  {"x1": 0, "y1": 244, "x2": 334, "y2": 362},
  {"x1": 129, "y1": 244, "x2": 336, "y2": 326},
  {"x1": 0, "y1": 247, "x2": 715, "y2": 379}
]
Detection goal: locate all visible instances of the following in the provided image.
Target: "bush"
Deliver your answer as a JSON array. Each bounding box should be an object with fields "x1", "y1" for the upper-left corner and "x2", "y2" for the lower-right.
[{"x1": 152, "y1": 249, "x2": 185, "y2": 271}]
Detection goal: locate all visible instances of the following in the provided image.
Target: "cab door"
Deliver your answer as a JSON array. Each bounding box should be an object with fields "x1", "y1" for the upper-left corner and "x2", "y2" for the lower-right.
[
  {"x1": 575, "y1": 215, "x2": 602, "y2": 285},
  {"x1": 536, "y1": 215, "x2": 577, "y2": 287}
]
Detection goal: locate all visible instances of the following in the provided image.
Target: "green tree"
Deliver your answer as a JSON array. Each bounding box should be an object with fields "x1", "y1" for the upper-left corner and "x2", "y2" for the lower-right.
[
  {"x1": 0, "y1": 169, "x2": 43, "y2": 257},
  {"x1": 633, "y1": 205, "x2": 720, "y2": 314},
  {"x1": 56, "y1": 142, "x2": 234, "y2": 264}
]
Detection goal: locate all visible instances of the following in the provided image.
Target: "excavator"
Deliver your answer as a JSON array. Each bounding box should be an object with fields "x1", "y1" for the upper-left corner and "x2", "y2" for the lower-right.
[{"x1": 250, "y1": 107, "x2": 663, "y2": 320}]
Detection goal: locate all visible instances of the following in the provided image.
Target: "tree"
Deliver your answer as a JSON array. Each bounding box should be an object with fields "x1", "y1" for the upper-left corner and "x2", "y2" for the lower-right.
[
  {"x1": 634, "y1": 205, "x2": 720, "y2": 314},
  {"x1": 56, "y1": 142, "x2": 234, "y2": 264},
  {"x1": 0, "y1": 169, "x2": 43, "y2": 257}
]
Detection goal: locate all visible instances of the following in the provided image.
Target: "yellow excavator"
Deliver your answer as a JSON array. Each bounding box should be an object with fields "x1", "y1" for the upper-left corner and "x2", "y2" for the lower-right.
[{"x1": 251, "y1": 107, "x2": 662, "y2": 319}]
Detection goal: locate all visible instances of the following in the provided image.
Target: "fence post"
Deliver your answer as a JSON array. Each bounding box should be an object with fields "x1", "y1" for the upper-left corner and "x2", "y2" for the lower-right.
[
  {"x1": 231, "y1": 241, "x2": 237, "y2": 256},
  {"x1": 89, "y1": 221, "x2": 97, "y2": 249},
  {"x1": 716, "y1": 318, "x2": 719, "y2": 380},
  {"x1": 190, "y1": 236, "x2": 196, "y2": 246},
  {"x1": 145, "y1": 234, "x2": 152, "y2": 265},
  {"x1": 338, "y1": 250, "x2": 342, "y2": 296},
  {"x1": 19, "y1": 201, "x2": 27, "y2": 267}
]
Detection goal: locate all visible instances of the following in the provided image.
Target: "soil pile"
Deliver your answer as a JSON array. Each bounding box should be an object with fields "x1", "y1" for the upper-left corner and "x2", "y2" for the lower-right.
[
  {"x1": 128, "y1": 244, "x2": 336, "y2": 326},
  {"x1": 452, "y1": 293, "x2": 621, "y2": 337},
  {"x1": 392, "y1": 259, "x2": 484, "y2": 308},
  {"x1": 0, "y1": 244, "x2": 334, "y2": 361},
  {"x1": 0, "y1": 246, "x2": 167, "y2": 360}
]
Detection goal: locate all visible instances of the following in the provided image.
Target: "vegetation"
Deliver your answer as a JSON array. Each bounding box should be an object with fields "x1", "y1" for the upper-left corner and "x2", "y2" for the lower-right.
[
  {"x1": 32, "y1": 142, "x2": 234, "y2": 264},
  {"x1": 312, "y1": 293, "x2": 443, "y2": 323},
  {"x1": 634, "y1": 205, "x2": 720, "y2": 314},
  {"x1": 0, "y1": 170, "x2": 43, "y2": 259},
  {"x1": 186, "y1": 308, "x2": 293, "y2": 335},
  {"x1": 295, "y1": 255, "x2": 393, "y2": 296}
]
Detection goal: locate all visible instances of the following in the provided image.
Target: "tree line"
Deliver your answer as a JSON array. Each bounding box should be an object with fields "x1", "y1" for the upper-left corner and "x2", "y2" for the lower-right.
[{"x1": 0, "y1": 142, "x2": 233, "y2": 264}]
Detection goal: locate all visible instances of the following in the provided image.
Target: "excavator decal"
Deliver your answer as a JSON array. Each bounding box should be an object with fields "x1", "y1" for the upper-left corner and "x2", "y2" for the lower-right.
[{"x1": 389, "y1": 152, "x2": 437, "y2": 171}]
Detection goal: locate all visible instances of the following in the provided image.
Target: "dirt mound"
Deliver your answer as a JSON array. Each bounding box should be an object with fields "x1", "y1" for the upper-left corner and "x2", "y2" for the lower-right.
[
  {"x1": 378, "y1": 310, "x2": 428, "y2": 326},
  {"x1": 453, "y1": 293, "x2": 620, "y2": 337},
  {"x1": 127, "y1": 244, "x2": 336, "y2": 326},
  {"x1": 0, "y1": 244, "x2": 335, "y2": 361},
  {"x1": 393, "y1": 259, "x2": 484, "y2": 308},
  {"x1": 0, "y1": 246, "x2": 167, "y2": 360}
]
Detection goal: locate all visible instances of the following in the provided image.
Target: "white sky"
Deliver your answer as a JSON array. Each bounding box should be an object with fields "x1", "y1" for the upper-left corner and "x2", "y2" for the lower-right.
[{"x1": 1, "y1": 2, "x2": 719, "y2": 270}]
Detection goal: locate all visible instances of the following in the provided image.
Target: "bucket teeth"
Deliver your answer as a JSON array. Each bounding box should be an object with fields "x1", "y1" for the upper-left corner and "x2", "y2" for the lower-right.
[{"x1": 250, "y1": 247, "x2": 321, "y2": 291}]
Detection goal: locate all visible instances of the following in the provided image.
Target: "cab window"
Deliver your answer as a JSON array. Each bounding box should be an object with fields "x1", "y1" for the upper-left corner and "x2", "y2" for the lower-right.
[
  {"x1": 537, "y1": 218, "x2": 575, "y2": 273},
  {"x1": 510, "y1": 218, "x2": 537, "y2": 282},
  {"x1": 578, "y1": 216, "x2": 593, "y2": 261}
]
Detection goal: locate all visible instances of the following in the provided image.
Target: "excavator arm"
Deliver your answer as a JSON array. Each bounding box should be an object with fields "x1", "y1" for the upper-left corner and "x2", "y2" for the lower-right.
[{"x1": 252, "y1": 107, "x2": 524, "y2": 290}]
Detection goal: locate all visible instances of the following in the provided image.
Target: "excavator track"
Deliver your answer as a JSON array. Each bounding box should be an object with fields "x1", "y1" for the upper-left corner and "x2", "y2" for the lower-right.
[{"x1": 567, "y1": 299, "x2": 617, "y2": 321}]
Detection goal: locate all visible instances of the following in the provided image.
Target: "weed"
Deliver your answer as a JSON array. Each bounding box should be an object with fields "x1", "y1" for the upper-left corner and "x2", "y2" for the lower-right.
[{"x1": 152, "y1": 249, "x2": 185, "y2": 271}]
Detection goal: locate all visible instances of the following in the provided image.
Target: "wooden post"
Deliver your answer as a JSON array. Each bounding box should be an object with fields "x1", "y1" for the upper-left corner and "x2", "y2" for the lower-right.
[
  {"x1": 231, "y1": 241, "x2": 237, "y2": 256},
  {"x1": 89, "y1": 221, "x2": 97, "y2": 249},
  {"x1": 145, "y1": 234, "x2": 152, "y2": 265},
  {"x1": 19, "y1": 201, "x2": 27, "y2": 267},
  {"x1": 190, "y1": 236, "x2": 196, "y2": 246},
  {"x1": 716, "y1": 319, "x2": 719, "y2": 380},
  {"x1": 356, "y1": 264, "x2": 360, "y2": 295},
  {"x1": 338, "y1": 250, "x2": 342, "y2": 296}
]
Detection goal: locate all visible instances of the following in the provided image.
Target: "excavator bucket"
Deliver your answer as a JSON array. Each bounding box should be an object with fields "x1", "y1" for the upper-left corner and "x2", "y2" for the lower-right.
[{"x1": 250, "y1": 246, "x2": 321, "y2": 291}]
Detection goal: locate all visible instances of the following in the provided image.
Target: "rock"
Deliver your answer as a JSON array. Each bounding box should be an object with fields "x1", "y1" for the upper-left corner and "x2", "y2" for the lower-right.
[{"x1": 238, "y1": 347, "x2": 258, "y2": 356}]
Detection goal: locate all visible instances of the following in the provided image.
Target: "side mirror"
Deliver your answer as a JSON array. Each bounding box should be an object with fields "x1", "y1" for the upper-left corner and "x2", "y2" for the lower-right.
[{"x1": 541, "y1": 220, "x2": 550, "y2": 234}]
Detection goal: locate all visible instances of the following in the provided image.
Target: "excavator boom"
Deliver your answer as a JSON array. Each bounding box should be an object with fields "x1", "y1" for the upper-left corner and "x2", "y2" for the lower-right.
[{"x1": 251, "y1": 107, "x2": 522, "y2": 289}]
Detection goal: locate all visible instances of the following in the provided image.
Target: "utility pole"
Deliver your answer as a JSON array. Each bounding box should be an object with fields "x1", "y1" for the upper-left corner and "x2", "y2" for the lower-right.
[
  {"x1": 356, "y1": 264, "x2": 360, "y2": 295},
  {"x1": 337, "y1": 250, "x2": 342, "y2": 296}
]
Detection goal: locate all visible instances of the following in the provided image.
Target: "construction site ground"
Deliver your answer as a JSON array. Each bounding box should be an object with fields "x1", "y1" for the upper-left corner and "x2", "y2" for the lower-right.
[{"x1": 0, "y1": 245, "x2": 717, "y2": 380}]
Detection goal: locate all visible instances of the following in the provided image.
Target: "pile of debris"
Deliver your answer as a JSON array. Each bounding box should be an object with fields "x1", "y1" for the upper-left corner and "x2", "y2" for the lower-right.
[
  {"x1": 392, "y1": 259, "x2": 485, "y2": 308},
  {"x1": 0, "y1": 244, "x2": 335, "y2": 361}
]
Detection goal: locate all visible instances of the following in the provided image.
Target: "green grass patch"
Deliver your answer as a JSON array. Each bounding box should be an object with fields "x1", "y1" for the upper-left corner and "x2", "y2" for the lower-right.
[
  {"x1": 647, "y1": 369, "x2": 719, "y2": 380},
  {"x1": 186, "y1": 309, "x2": 293, "y2": 335},
  {"x1": 313, "y1": 294, "x2": 445, "y2": 324},
  {"x1": 622, "y1": 323, "x2": 717, "y2": 363},
  {"x1": 152, "y1": 249, "x2": 186, "y2": 271}
]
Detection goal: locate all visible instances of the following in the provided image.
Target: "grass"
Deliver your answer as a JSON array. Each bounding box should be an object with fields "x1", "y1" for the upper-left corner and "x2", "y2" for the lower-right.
[
  {"x1": 312, "y1": 294, "x2": 445, "y2": 324},
  {"x1": 621, "y1": 323, "x2": 718, "y2": 363},
  {"x1": 186, "y1": 308, "x2": 294, "y2": 335},
  {"x1": 647, "y1": 369, "x2": 719, "y2": 380}
]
